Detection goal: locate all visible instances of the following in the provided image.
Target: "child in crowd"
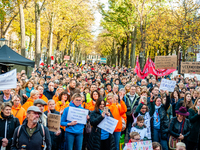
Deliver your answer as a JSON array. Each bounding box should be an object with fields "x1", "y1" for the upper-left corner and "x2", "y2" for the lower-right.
[
  {"x1": 123, "y1": 132, "x2": 141, "y2": 150},
  {"x1": 152, "y1": 142, "x2": 162, "y2": 150},
  {"x1": 176, "y1": 142, "x2": 186, "y2": 150},
  {"x1": 130, "y1": 116, "x2": 148, "y2": 141}
]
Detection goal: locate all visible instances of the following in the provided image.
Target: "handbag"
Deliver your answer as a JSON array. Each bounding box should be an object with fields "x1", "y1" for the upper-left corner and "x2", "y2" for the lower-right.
[
  {"x1": 85, "y1": 121, "x2": 91, "y2": 133},
  {"x1": 168, "y1": 119, "x2": 185, "y2": 150}
]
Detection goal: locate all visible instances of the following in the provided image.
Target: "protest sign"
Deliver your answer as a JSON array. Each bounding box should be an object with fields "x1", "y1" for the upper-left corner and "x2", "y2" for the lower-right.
[
  {"x1": 159, "y1": 79, "x2": 176, "y2": 92},
  {"x1": 67, "y1": 107, "x2": 89, "y2": 124},
  {"x1": 155, "y1": 55, "x2": 177, "y2": 69},
  {"x1": 47, "y1": 113, "x2": 61, "y2": 132},
  {"x1": 82, "y1": 60, "x2": 85, "y2": 65},
  {"x1": 0, "y1": 69, "x2": 16, "y2": 90},
  {"x1": 97, "y1": 116, "x2": 118, "y2": 134},
  {"x1": 64, "y1": 55, "x2": 70, "y2": 60},
  {"x1": 125, "y1": 140, "x2": 153, "y2": 150},
  {"x1": 197, "y1": 53, "x2": 200, "y2": 62},
  {"x1": 181, "y1": 62, "x2": 200, "y2": 74}
]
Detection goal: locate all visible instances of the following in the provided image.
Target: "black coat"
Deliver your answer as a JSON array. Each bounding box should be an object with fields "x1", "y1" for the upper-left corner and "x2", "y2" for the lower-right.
[
  {"x1": 150, "y1": 96, "x2": 170, "y2": 140},
  {"x1": 187, "y1": 108, "x2": 200, "y2": 143},
  {"x1": 11, "y1": 122, "x2": 51, "y2": 150},
  {"x1": 169, "y1": 117, "x2": 190, "y2": 143},
  {"x1": 87, "y1": 110, "x2": 116, "y2": 150},
  {"x1": 0, "y1": 113, "x2": 20, "y2": 150},
  {"x1": 44, "y1": 110, "x2": 61, "y2": 150}
]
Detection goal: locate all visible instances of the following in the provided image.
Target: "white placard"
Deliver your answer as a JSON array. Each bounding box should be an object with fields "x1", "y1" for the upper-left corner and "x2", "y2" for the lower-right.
[
  {"x1": 124, "y1": 141, "x2": 153, "y2": 150},
  {"x1": 97, "y1": 116, "x2": 118, "y2": 134},
  {"x1": 67, "y1": 107, "x2": 89, "y2": 124},
  {"x1": 197, "y1": 53, "x2": 200, "y2": 62},
  {"x1": 0, "y1": 69, "x2": 16, "y2": 90},
  {"x1": 82, "y1": 60, "x2": 85, "y2": 65},
  {"x1": 159, "y1": 79, "x2": 176, "y2": 92},
  {"x1": 184, "y1": 73, "x2": 200, "y2": 81}
]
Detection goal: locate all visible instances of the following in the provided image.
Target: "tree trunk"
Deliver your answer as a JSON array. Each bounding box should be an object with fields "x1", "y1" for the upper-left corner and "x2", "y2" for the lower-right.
[
  {"x1": 47, "y1": 14, "x2": 53, "y2": 65},
  {"x1": 19, "y1": 3, "x2": 26, "y2": 57},
  {"x1": 121, "y1": 41, "x2": 125, "y2": 67},
  {"x1": 130, "y1": 26, "x2": 137, "y2": 68},
  {"x1": 117, "y1": 47, "x2": 120, "y2": 66},
  {"x1": 35, "y1": 2, "x2": 41, "y2": 66},
  {"x1": 111, "y1": 39, "x2": 115, "y2": 65},
  {"x1": 125, "y1": 34, "x2": 130, "y2": 67}
]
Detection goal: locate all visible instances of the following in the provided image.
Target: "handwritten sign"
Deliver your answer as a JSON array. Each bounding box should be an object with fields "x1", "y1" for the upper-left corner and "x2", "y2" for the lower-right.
[
  {"x1": 159, "y1": 79, "x2": 176, "y2": 92},
  {"x1": 181, "y1": 62, "x2": 200, "y2": 74},
  {"x1": 97, "y1": 116, "x2": 118, "y2": 134},
  {"x1": 67, "y1": 107, "x2": 89, "y2": 124},
  {"x1": 0, "y1": 69, "x2": 16, "y2": 90},
  {"x1": 125, "y1": 141, "x2": 153, "y2": 150},
  {"x1": 47, "y1": 113, "x2": 61, "y2": 132},
  {"x1": 197, "y1": 53, "x2": 200, "y2": 62},
  {"x1": 155, "y1": 55, "x2": 177, "y2": 69}
]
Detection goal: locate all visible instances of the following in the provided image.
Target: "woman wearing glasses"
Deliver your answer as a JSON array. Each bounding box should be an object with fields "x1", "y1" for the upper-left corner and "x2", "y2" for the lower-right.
[{"x1": 61, "y1": 93, "x2": 89, "y2": 150}]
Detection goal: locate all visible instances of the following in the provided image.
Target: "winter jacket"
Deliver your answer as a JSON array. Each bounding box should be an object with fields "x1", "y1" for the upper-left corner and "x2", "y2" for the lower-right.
[
  {"x1": 44, "y1": 89, "x2": 55, "y2": 100},
  {"x1": 150, "y1": 96, "x2": 170, "y2": 140},
  {"x1": 168, "y1": 117, "x2": 190, "y2": 144},
  {"x1": 130, "y1": 124, "x2": 148, "y2": 140},
  {"x1": 22, "y1": 97, "x2": 34, "y2": 112},
  {"x1": 107, "y1": 100, "x2": 127, "y2": 132},
  {"x1": 44, "y1": 110, "x2": 61, "y2": 150},
  {"x1": 39, "y1": 94, "x2": 49, "y2": 112},
  {"x1": 187, "y1": 108, "x2": 200, "y2": 143},
  {"x1": 11, "y1": 104, "x2": 26, "y2": 125},
  {"x1": 85, "y1": 100, "x2": 95, "y2": 111},
  {"x1": 55, "y1": 101, "x2": 69, "y2": 112},
  {"x1": 60, "y1": 101, "x2": 85, "y2": 134},
  {"x1": 0, "y1": 112, "x2": 20, "y2": 150},
  {"x1": 125, "y1": 93, "x2": 140, "y2": 116},
  {"x1": 87, "y1": 110, "x2": 116, "y2": 150},
  {"x1": 11, "y1": 122, "x2": 51, "y2": 150}
]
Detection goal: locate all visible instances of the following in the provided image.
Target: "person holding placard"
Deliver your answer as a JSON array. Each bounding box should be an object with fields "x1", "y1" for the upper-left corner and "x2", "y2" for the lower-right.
[
  {"x1": 87, "y1": 98, "x2": 116, "y2": 150},
  {"x1": 123, "y1": 132, "x2": 141, "y2": 150},
  {"x1": 150, "y1": 91, "x2": 170, "y2": 150},
  {"x1": 61, "y1": 93, "x2": 89, "y2": 150},
  {"x1": 187, "y1": 98, "x2": 200, "y2": 150},
  {"x1": 106, "y1": 93, "x2": 127, "y2": 150}
]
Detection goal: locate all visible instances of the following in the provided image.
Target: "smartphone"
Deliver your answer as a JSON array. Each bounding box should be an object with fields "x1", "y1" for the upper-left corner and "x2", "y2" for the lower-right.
[{"x1": 103, "y1": 107, "x2": 108, "y2": 113}]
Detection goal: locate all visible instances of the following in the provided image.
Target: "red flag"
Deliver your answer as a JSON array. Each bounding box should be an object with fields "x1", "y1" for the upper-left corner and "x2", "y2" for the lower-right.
[{"x1": 51, "y1": 56, "x2": 54, "y2": 60}]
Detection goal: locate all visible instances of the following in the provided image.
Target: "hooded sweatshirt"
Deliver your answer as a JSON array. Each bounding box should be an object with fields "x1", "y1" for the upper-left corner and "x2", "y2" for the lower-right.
[
  {"x1": 22, "y1": 98, "x2": 34, "y2": 112},
  {"x1": 61, "y1": 101, "x2": 85, "y2": 134}
]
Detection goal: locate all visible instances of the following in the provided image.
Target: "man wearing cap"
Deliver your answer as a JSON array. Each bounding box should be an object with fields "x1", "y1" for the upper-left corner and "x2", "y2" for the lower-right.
[
  {"x1": 11, "y1": 106, "x2": 51, "y2": 150},
  {"x1": 34, "y1": 99, "x2": 48, "y2": 126}
]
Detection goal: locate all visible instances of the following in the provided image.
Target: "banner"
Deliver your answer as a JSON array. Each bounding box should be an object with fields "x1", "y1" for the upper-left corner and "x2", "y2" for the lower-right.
[
  {"x1": 64, "y1": 55, "x2": 70, "y2": 60},
  {"x1": 197, "y1": 53, "x2": 200, "y2": 62},
  {"x1": 155, "y1": 55, "x2": 177, "y2": 69},
  {"x1": 97, "y1": 116, "x2": 118, "y2": 134},
  {"x1": 125, "y1": 140, "x2": 153, "y2": 150},
  {"x1": 47, "y1": 113, "x2": 61, "y2": 132},
  {"x1": 0, "y1": 69, "x2": 17, "y2": 90},
  {"x1": 181, "y1": 62, "x2": 200, "y2": 74},
  {"x1": 134, "y1": 57, "x2": 175, "y2": 79},
  {"x1": 67, "y1": 107, "x2": 89, "y2": 124}
]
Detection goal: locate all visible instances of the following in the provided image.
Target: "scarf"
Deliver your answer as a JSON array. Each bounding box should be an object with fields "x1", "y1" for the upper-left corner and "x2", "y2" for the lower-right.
[{"x1": 155, "y1": 105, "x2": 161, "y2": 110}]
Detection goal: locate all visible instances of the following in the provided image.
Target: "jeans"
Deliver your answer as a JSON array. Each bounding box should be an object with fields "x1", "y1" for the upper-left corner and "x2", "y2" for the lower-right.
[
  {"x1": 114, "y1": 132, "x2": 121, "y2": 150},
  {"x1": 65, "y1": 132, "x2": 83, "y2": 150},
  {"x1": 153, "y1": 129, "x2": 168, "y2": 150}
]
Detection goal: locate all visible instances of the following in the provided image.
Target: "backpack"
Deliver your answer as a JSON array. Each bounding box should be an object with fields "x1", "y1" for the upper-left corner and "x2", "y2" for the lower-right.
[{"x1": 16, "y1": 124, "x2": 46, "y2": 149}]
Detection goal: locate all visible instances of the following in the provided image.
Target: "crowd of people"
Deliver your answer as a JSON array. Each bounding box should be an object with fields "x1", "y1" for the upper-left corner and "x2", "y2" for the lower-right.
[{"x1": 0, "y1": 62, "x2": 199, "y2": 150}]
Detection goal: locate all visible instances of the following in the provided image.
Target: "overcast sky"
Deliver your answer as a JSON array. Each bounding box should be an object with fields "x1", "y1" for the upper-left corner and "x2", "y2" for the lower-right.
[{"x1": 91, "y1": 0, "x2": 108, "y2": 38}]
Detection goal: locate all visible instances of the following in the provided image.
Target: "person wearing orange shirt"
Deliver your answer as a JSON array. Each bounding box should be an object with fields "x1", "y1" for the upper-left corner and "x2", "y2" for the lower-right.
[
  {"x1": 11, "y1": 95, "x2": 26, "y2": 125},
  {"x1": 85, "y1": 90, "x2": 100, "y2": 111},
  {"x1": 22, "y1": 90, "x2": 39, "y2": 112},
  {"x1": 106, "y1": 93, "x2": 127, "y2": 150},
  {"x1": 53, "y1": 86, "x2": 64, "y2": 103},
  {"x1": 55, "y1": 91, "x2": 69, "y2": 115},
  {"x1": 36, "y1": 85, "x2": 49, "y2": 111}
]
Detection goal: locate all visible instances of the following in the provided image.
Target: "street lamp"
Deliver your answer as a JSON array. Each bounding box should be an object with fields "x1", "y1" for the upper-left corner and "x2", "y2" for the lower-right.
[{"x1": 0, "y1": 38, "x2": 8, "y2": 48}]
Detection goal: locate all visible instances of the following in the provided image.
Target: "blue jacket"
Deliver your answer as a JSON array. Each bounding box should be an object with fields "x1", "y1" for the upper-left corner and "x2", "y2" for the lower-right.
[{"x1": 61, "y1": 101, "x2": 85, "y2": 134}]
